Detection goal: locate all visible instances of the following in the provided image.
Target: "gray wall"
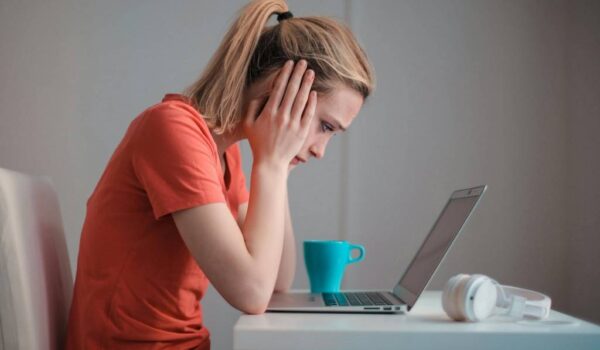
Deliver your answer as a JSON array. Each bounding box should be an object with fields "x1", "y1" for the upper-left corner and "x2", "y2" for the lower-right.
[
  {"x1": 1, "y1": 0, "x2": 598, "y2": 349},
  {"x1": 566, "y1": 0, "x2": 600, "y2": 325}
]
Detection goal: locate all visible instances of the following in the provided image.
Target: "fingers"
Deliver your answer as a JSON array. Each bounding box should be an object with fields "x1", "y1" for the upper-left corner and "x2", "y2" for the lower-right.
[
  {"x1": 300, "y1": 91, "x2": 317, "y2": 130},
  {"x1": 253, "y1": 59, "x2": 315, "y2": 143},
  {"x1": 279, "y1": 60, "x2": 308, "y2": 117},
  {"x1": 263, "y1": 60, "x2": 294, "y2": 116},
  {"x1": 290, "y1": 68, "x2": 314, "y2": 122}
]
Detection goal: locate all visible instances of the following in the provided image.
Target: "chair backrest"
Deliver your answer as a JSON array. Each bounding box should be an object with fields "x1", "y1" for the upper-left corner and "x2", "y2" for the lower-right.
[{"x1": 0, "y1": 168, "x2": 73, "y2": 350}]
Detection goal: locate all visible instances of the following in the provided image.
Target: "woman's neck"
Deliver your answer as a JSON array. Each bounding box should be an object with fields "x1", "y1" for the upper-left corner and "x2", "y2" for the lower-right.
[{"x1": 210, "y1": 126, "x2": 245, "y2": 157}]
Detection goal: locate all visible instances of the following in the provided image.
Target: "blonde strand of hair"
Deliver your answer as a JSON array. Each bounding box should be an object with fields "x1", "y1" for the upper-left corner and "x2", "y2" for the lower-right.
[{"x1": 185, "y1": 0, "x2": 288, "y2": 134}]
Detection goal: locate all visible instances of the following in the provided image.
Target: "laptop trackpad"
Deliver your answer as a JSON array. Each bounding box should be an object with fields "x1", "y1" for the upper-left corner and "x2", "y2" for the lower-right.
[{"x1": 268, "y1": 292, "x2": 324, "y2": 308}]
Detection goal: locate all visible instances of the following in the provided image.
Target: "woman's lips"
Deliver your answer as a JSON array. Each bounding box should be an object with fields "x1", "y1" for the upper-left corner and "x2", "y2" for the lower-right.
[{"x1": 291, "y1": 156, "x2": 306, "y2": 165}]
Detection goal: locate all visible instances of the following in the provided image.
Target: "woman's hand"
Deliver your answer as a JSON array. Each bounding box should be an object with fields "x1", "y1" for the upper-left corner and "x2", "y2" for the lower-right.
[{"x1": 243, "y1": 59, "x2": 316, "y2": 169}]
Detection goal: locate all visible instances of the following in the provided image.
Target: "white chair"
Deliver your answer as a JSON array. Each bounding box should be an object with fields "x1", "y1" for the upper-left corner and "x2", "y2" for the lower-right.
[{"x1": 0, "y1": 168, "x2": 73, "y2": 350}]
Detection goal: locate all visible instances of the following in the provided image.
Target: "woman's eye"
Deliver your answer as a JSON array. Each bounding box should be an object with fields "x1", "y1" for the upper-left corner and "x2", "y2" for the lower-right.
[{"x1": 320, "y1": 121, "x2": 335, "y2": 133}]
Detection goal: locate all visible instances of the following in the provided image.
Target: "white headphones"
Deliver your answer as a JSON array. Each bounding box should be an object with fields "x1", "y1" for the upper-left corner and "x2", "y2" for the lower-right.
[{"x1": 442, "y1": 274, "x2": 552, "y2": 322}]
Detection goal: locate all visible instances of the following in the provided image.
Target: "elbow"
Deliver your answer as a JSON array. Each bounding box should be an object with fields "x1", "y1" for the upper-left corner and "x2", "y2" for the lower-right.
[
  {"x1": 240, "y1": 301, "x2": 268, "y2": 315},
  {"x1": 236, "y1": 294, "x2": 270, "y2": 315},
  {"x1": 230, "y1": 280, "x2": 273, "y2": 315}
]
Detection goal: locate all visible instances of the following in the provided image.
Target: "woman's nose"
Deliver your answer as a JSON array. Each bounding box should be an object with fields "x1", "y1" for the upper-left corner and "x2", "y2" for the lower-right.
[{"x1": 309, "y1": 142, "x2": 326, "y2": 159}]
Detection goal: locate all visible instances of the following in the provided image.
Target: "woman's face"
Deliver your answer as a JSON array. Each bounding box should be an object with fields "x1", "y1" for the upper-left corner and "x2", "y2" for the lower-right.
[
  {"x1": 244, "y1": 71, "x2": 364, "y2": 169},
  {"x1": 289, "y1": 85, "x2": 363, "y2": 169}
]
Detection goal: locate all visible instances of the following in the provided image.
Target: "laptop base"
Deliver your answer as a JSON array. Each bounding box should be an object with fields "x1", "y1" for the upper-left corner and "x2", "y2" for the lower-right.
[{"x1": 267, "y1": 290, "x2": 407, "y2": 314}]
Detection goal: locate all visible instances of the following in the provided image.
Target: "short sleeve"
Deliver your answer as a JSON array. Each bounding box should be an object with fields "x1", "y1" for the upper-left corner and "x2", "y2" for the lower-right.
[{"x1": 131, "y1": 103, "x2": 226, "y2": 219}]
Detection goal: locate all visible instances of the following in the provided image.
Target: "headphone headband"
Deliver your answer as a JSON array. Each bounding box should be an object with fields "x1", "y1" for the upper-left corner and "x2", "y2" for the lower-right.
[{"x1": 498, "y1": 285, "x2": 551, "y2": 319}]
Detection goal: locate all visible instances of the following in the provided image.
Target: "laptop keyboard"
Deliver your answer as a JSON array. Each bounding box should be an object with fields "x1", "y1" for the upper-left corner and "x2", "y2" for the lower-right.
[{"x1": 322, "y1": 292, "x2": 394, "y2": 307}]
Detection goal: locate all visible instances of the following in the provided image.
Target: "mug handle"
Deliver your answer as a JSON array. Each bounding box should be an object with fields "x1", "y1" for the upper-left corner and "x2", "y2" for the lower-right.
[{"x1": 347, "y1": 244, "x2": 365, "y2": 264}]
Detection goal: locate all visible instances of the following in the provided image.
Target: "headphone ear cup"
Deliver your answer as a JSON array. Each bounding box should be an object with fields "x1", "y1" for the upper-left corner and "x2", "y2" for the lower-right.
[
  {"x1": 457, "y1": 274, "x2": 482, "y2": 321},
  {"x1": 460, "y1": 274, "x2": 499, "y2": 322},
  {"x1": 442, "y1": 274, "x2": 470, "y2": 321},
  {"x1": 469, "y1": 278, "x2": 498, "y2": 321}
]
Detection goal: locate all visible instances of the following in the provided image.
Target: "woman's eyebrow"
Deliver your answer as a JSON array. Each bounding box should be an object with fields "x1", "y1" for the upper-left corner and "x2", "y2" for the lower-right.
[{"x1": 326, "y1": 116, "x2": 348, "y2": 132}]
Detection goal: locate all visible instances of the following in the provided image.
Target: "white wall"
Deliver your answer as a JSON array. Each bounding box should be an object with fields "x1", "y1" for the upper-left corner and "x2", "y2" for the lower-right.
[{"x1": 0, "y1": 1, "x2": 598, "y2": 349}]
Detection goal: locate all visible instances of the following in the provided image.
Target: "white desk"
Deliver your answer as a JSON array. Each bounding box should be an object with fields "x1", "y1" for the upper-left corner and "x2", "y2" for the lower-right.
[{"x1": 234, "y1": 291, "x2": 600, "y2": 350}]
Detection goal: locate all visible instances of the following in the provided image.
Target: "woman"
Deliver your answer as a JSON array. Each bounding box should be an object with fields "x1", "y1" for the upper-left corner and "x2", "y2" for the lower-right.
[{"x1": 66, "y1": 0, "x2": 374, "y2": 348}]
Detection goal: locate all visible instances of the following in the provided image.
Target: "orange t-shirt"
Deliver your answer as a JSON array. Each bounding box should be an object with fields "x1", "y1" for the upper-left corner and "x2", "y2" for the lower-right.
[{"x1": 66, "y1": 94, "x2": 249, "y2": 349}]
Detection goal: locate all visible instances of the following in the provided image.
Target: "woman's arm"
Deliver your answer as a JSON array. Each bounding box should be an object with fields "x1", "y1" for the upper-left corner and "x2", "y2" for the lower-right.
[
  {"x1": 274, "y1": 190, "x2": 296, "y2": 292},
  {"x1": 173, "y1": 163, "x2": 287, "y2": 315},
  {"x1": 239, "y1": 191, "x2": 297, "y2": 293},
  {"x1": 237, "y1": 191, "x2": 297, "y2": 292},
  {"x1": 173, "y1": 60, "x2": 315, "y2": 314}
]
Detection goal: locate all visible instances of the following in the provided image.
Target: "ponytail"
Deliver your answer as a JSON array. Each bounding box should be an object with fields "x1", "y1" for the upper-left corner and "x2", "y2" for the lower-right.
[{"x1": 184, "y1": 0, "x2": 289, "y2": 134}]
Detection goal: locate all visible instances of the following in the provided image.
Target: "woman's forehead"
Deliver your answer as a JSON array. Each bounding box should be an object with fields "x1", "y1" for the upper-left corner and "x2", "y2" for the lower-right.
[{"x1": 316, "y1": 85, "x2": 364, "y2": 126}]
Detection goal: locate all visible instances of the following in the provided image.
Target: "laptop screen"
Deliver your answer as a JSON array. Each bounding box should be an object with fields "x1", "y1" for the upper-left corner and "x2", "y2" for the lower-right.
[{"x1": 393, "y1": 186, "x2": 485, "y2": 309}]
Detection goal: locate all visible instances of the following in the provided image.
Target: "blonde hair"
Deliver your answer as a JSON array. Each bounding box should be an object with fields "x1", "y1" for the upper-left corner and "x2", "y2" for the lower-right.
[{"x1": 183, "y1": 0, "x2": 375, "y2": 135}]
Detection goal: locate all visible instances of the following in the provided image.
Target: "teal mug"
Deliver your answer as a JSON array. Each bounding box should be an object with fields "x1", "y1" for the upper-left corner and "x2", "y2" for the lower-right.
[{"x1": 304, "y1": 240, "x2": 365, "y2": 293}]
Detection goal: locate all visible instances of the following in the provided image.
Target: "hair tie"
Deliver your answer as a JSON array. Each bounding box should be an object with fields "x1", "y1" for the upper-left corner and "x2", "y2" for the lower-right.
[{"x1": 277, "y1": 11, "x2": 293, "y2": 22}]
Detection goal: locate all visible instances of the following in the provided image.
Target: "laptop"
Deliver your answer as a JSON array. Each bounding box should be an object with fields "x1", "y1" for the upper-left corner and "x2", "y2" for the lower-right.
[{"x1": 267, "y1": 185, "x2": 487, "y2": 314}]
